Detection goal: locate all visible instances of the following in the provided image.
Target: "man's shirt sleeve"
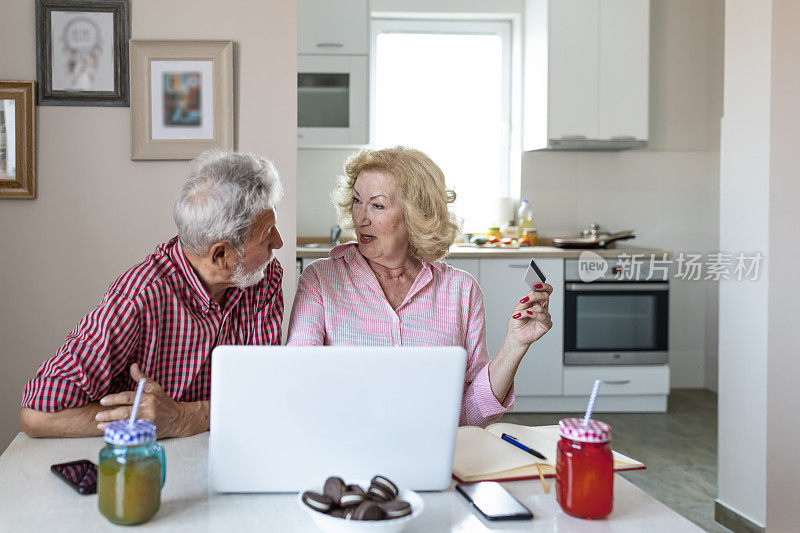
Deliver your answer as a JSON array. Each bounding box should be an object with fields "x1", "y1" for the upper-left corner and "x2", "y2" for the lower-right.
[{"x1": 21, "y1": 290, "x2": 141, "y2": 412}]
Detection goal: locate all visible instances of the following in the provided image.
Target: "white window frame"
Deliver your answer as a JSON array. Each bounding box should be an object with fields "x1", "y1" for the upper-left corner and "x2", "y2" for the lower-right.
[{"x1": 370, "y1": 18, "x2": 513, "y2": 198}]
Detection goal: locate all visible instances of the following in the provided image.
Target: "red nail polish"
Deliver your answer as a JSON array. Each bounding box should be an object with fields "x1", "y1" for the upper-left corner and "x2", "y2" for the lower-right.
[
  {"x1": 527, "y1": 309, "x2": 533, "y2": 314},
  {"x1": 512, "y1": 313, "x2": 521, "y2": 319},
  {"x1": 535, "y1": 284, "x2": 544, "y2": 289},
  {"x1": 520, "y1": 297, "x2": 529, "y2": 303}
]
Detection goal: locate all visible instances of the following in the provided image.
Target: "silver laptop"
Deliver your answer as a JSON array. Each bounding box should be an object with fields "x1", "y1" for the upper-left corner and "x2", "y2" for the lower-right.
[{"x1": 209, "y1": 345, "x2": 467, "y2": 493}]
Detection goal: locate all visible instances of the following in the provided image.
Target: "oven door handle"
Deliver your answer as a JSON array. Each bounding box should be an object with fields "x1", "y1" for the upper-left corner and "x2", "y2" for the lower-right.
[{"x1": 565, "y1": 283, "x2": 669, "y2": 291}]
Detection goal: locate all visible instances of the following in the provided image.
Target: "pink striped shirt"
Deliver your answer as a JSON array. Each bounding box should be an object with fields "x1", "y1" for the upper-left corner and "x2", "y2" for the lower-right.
[{"x1": 287, "y1": 242, "x2": 513, "y2": 427}]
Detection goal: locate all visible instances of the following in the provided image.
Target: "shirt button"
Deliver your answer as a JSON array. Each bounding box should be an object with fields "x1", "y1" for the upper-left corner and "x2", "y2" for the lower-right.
[{"x1": 392, "y1": 315, "x2": 399, "y2": 323}]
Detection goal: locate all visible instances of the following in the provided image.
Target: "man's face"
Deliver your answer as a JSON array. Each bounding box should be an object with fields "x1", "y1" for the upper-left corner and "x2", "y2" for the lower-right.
[{"x1": 231, "y1": 209, "x2": 283, "y2": 288}]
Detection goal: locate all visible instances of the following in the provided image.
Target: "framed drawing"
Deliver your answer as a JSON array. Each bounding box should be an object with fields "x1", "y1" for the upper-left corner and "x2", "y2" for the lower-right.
[
  {"x1": 35, "y1": 0, "x2": 130, "y2": 106},
  {"x1": 130, "y1": 40, "x2": 234, "y2": 160},
  {"x1": 0, "y1": 82, "x2": 36, "y2": 199}
]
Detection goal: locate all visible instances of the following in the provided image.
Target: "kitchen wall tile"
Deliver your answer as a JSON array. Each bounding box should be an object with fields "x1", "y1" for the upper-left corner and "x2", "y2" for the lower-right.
[
  {"x1": 576, "y1": 151, "x2": 660, "y2": 193},
  {"x1": 520, "y1": 151, "x2": 579, "y2": 191}
]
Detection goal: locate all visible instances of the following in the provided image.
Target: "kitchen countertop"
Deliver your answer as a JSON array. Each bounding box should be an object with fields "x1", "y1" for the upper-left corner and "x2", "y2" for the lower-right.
[
  {"x1": 297, "y1": 243, "x2": 674, "y2": 259},
  {"x1": 0, "y1": 432, "x2": 702, "y2": 532}
]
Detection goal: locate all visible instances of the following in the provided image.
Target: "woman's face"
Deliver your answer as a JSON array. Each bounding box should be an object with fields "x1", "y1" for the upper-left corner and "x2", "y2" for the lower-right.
[{"x1": 351, "y1": 170, "x2": 410, "y2": 266}]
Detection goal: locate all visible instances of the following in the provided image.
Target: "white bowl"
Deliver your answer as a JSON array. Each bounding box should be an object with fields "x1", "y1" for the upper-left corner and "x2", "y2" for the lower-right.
[{"x1": 297, "y1": 480, "x2": 425, "y2": 533}]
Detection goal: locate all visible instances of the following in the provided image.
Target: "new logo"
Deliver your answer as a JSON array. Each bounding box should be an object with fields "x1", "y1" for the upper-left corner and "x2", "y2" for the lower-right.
[{"x1": 578, "y1": 251, "x2": 608, "y2": 282}]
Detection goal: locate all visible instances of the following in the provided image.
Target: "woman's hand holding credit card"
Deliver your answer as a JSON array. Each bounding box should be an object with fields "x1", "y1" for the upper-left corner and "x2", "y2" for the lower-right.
[{"x1": 508, "y1": 259, "x2": 553, "y2": 345}]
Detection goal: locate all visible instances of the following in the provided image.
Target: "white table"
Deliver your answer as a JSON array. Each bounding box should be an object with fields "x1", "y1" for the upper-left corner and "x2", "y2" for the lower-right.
[{"x1": 0, "y1": 432, "x2": 702, "y2": 532}]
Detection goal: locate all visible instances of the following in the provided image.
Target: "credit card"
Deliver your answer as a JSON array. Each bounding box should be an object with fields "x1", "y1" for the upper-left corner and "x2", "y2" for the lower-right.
[{"x1": 524, "y1": 259, "x2": 547, "y2": 290}]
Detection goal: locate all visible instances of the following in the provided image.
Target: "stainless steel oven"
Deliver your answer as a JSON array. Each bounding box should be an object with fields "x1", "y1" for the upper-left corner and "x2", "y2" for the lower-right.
[{"x1": 564, "y1": 258, "x2": 669, "y2": 365}]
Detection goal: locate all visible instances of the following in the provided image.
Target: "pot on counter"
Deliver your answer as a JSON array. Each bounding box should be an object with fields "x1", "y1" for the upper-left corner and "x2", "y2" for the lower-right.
[{"x1": 552, "y1": 223, "x2": 636, "y2": 249}]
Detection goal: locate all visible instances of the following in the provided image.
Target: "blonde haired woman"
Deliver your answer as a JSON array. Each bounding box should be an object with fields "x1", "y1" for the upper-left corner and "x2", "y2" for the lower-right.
[{"x1": 287, "y1": 147, "x2": 553, "y2": 427}]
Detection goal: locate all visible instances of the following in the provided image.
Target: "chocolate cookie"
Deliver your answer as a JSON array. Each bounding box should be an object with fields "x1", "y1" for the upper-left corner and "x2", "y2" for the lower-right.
[
  {"x1": 380, "y1": 499, "x2": 412, "y2": 519},
  {"x1": 329, "y1": 508, "x2": 347, "y2": 518},
  {"x1": 346, "y1": 484, "x2": 367, "y2": 496},
  {"x1": 323, "y1": 476, "x2": 346, "y2": 505},
  {"x1": 339, "y1": 490, "x2": 367, "y2": 508},
  {"x1": 371, "y1": 475, "x2": 399, "y2": 499},
  {"x1": 367, "y1": 484, "x2": 392, "y2": 502},
  {"x1": 301, "y1": 491, "x2": 333, "y2": 513},
  {"x1": 350, "y1": 500, "x2": 384, "y2": 521}
]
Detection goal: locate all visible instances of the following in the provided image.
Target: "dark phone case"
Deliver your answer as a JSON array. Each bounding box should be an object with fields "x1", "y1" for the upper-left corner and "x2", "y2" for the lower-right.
[
  {"x1": 51, "y1": 460, "x2": 98, "y2": 495},
  {"x1": 456, "y1": 482, "x2": 533, "y2": 521}
]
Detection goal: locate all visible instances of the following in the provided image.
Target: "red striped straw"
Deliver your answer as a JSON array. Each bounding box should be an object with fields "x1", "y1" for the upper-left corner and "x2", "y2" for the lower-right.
[
  {"x1": 128, "y1": 378, "x2": 147, "y2": 426},
  {"x1": 583, "y1": 379, "x2": 601, "y2": 426}
]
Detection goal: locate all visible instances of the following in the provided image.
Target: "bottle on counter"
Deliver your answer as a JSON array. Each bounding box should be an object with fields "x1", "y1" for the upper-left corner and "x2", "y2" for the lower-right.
[
  {"x1": 555, "y1": 418, "x2": 614, "y2": 519},
  {"x1": 98, "y1": 420, "x2": 166, "y2": 525},
  {"x1": 517, "y1": 200, "x2": 534, "y2": 231}
]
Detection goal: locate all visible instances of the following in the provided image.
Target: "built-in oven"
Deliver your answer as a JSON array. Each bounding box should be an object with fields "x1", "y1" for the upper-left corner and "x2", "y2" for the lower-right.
[{"x1": 564, "y1": 258, "x2": 669, "y2": 365}]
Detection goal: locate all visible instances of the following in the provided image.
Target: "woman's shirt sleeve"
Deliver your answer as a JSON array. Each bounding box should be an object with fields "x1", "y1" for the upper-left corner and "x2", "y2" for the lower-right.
[
  {"x1": 459, "y1": 278, "x2": 515, "y2": 427},
  {"x1": 286, "y1": 262, "x2": 326, "y2": 346}
]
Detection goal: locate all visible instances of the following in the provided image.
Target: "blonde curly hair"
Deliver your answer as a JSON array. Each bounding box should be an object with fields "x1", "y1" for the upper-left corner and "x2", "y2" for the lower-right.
[{"x1": 332, "y1": 146, "x2": 460, "y2": 262}]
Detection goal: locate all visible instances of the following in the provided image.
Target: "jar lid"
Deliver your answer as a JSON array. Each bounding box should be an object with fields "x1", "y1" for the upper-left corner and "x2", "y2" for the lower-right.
[
  {"x1": 559, "y1": 418, "x2": 611, "y2": 443},
  {"x1": 104, "y1": 420, "x2": 157, "y2": 446}
]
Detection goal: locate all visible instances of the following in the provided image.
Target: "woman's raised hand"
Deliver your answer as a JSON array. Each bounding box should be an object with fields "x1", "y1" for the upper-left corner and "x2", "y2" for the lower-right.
[{"x1": 505, "y1": 283, "x2": 554, "y2": 347}]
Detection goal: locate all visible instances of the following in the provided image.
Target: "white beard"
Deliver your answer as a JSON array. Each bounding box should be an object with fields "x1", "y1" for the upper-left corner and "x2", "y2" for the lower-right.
[{"x1": 231, "y1": 253, "x2": 274, "y2": 289}]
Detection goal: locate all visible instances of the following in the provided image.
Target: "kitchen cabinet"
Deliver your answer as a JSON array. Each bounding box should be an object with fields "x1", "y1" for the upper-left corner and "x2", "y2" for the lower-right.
[
  {"x1": 563, "y1": 365, "x2": 670, "y2": 396},
  {"x1": 298, "y1": 0, "x2": 368, "y2": 55},
  {"x1": 297, "y1": 55, "x2": 368, "y2": 146},
  {"x1": 480, "y1": 258, "x2": 564, "y2": 396},
  {"x1": 523, "y1": 0, "x2": 650, "y2": 150},
  {"x1": 297, "y1": 0, "x2": 369, "y2": 147}
]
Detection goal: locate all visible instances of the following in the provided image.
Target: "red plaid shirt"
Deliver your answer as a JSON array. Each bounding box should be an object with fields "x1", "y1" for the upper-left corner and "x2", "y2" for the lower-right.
[{"x1": 21, "y1": 236, "x2": 283, "y2": 412}]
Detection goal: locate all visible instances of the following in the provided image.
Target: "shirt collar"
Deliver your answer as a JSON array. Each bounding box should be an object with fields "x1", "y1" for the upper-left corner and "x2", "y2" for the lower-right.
[
  {"x1": 331, "y1": 241, "x2": 437, "y2": 310},
  {"x1": 169, "y1": 237, "x2": 242, "y2": 313}
]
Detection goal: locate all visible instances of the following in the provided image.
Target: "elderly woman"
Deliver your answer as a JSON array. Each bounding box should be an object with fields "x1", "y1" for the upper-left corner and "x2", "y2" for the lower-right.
[{"x1": 288, "y1": 147, "x2": 553, "y2": 427}]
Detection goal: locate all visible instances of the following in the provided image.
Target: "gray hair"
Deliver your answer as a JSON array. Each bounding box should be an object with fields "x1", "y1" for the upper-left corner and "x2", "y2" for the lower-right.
[{"x1": 174, "y1": 150, "x2": 284, "y2": 255}]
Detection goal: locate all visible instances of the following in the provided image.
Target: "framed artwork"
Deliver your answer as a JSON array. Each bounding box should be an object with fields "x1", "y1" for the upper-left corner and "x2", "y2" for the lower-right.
[
  {"x1": 0, "y1": 82, "x2": 36, "y2": 199},
  {"x1": 130, "y1": 40, "x2": 234, "y2": 160},
  {"x1": 35, "y1": 0, "x2": 130, "y2": 106}
]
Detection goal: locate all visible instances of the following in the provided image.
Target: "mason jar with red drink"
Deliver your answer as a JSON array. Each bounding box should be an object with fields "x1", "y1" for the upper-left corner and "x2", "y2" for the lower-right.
[{"x1": 555, "y1": 418, "x2": 614, "y2": 519}]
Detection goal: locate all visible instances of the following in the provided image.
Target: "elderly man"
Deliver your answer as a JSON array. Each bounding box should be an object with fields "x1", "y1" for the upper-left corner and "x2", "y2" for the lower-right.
[{"x1": 20, "y1": 151, "x2": 284, "y2": 438}]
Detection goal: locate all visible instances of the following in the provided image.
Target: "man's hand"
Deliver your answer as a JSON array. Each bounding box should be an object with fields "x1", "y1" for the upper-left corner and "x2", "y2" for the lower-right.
[{"x1": 95, "y1": 364, "x2": 190, "y2": 437}]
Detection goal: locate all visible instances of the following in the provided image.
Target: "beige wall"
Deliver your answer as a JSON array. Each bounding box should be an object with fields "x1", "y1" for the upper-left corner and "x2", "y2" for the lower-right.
[
  {"x1": 0, "y1": 0, "x2": 297, "y2": 452},
  {"x1": 718, "y1": 0, "x2": 800, "y2": 529},
  {"x1": 766, "y1": 2, "x2": 800, "y2": 528}
]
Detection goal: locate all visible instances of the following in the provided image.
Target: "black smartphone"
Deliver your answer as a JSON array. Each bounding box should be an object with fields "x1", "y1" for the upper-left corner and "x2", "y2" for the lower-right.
[
  {"x1": 456, "y1": 482, "x2": 533, "y2": 521},
  {"x1": 51, "y1": 460, "x2": 97, "y2": 495}
]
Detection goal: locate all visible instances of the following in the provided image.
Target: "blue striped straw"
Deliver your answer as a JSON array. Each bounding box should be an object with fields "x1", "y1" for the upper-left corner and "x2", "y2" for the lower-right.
[
  {"x1": 128, "y1": 378, "x2": 147, "y2": 426},
  {"x1": 583, "y1": 379, "x2": 601, "y2": 426}
]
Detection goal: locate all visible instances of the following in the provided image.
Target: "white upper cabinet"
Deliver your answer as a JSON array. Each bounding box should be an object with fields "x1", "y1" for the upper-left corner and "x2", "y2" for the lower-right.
[
  {"x1": 597, "y1": 0, "x2": 650, "y2": 141},
  {"x1": 524, "y1": 0, "x2": 650, "y2": 150},
  {"x1": 298, "y1": 0, "x2": 369, "y2": 55},
  {"x1": 547, "y1": 0, "x2": 599, "y2": 141}
]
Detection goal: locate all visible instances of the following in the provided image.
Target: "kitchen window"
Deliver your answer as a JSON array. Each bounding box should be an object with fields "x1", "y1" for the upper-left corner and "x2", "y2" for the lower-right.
[{"x1": 371, "y1": 19, "x2": 512, "y2": 232}]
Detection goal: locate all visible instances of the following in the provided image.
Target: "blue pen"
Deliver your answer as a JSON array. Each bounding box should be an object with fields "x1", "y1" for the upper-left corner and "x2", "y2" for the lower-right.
[{"x1": 501, "y1": 433, "x2": 547, "y2": 461}]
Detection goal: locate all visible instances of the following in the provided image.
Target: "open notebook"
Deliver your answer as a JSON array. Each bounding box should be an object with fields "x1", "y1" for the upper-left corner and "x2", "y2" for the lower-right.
[{"x1": 453, "y1": 423, "x2": 645, "y2": 483}]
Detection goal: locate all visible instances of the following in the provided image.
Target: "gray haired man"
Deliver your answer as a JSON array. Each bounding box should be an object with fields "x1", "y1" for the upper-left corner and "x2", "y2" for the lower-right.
[{"x1": 21, "y1": 151, "x2": 284, "y2": 438}]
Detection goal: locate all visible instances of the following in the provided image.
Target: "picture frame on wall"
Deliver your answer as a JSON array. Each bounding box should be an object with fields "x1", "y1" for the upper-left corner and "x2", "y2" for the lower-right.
[
  {"x1": 130, "y1": 40, "x2": 234, "y2": 160},
  {"x1": 35, "y1": 0, "x2": 130, "y2": 106},
  {"x1": 0, "y1": 82, "x2": 36, "y2": 199}
]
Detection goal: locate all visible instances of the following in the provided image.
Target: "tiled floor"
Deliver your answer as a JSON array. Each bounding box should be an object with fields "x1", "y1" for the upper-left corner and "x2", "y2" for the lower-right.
[{"x1": 499, "y1": 388, "x2": 728, "y2": 532}]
